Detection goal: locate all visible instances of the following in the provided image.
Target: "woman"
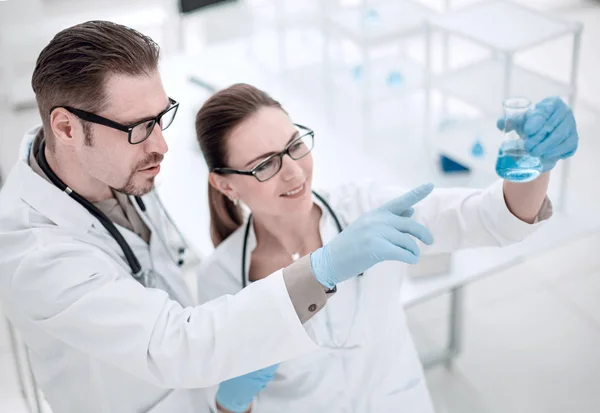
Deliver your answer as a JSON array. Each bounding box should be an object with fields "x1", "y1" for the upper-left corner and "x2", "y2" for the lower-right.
[{"x1": 195, "y1": 84, "x2": 576, "y2": 413}]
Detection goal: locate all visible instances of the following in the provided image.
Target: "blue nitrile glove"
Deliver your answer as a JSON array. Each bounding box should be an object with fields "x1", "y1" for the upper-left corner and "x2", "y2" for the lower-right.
[
  {"x1": 497, "y1": 96, "x2": 578, "y2": 172},
  {"x1": 310, "y1": 184, "x2": 435, "y2": 289},
  {"x1": 216, "y1": 364, "x2": 278, "y2": 413}
]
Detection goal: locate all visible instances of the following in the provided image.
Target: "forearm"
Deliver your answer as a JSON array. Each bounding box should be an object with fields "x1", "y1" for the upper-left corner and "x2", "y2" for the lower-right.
[{"x1": 502, "y1": 172, "x2": 550, "y2": 224}]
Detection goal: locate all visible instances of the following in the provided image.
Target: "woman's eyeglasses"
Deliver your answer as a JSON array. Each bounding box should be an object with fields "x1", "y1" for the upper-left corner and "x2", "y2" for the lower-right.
[{"x1": 212, "y1": 124, "x2": 314, "y2": 183}]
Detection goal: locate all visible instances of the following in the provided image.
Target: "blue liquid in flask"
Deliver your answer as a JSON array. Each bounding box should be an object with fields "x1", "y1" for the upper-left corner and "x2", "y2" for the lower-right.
[{"x1": 495, "y1": 140, "x2": 542, "y2": 182}]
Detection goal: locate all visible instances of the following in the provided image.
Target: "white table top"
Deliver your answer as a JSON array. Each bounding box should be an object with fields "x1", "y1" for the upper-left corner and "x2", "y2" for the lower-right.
[{"x1": 401, "y1": 209, "x2": 600, "y2": 307}]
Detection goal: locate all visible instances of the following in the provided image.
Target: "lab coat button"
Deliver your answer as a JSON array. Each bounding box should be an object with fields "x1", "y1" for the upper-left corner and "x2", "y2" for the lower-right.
[{"x1": 308, "y1": 304, "x2": 317, "y2": 312}]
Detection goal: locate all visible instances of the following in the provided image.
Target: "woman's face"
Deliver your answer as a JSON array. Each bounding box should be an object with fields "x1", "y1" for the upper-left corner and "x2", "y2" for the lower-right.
[{"x1": 213, "y1": 106, "x2": 314, "y2": 220}]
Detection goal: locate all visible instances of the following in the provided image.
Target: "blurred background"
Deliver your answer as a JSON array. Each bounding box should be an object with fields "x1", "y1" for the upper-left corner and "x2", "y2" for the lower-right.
[{"x1": 1, "y1": 0, "x2": 600, "y2": 412}]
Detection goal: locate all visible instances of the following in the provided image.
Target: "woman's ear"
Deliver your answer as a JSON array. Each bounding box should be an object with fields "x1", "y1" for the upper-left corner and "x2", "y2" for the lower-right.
[{"x1": 209, "y1": 172, "x2": 238, "y2": 201}]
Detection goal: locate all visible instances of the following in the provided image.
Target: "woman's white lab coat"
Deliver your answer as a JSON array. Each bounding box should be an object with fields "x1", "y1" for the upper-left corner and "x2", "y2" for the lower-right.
[
  {"x1": 0, "y1": 128, "x2": 322, "y2": 413},
  {"x1": 197, "y1": 181, "x2": 552, "y2": 413}
]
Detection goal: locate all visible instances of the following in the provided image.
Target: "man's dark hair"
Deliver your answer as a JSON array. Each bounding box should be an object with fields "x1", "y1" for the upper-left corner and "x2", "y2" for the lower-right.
[{"x1": 31, "y1": 20, "x2": 160, "y2": 150}]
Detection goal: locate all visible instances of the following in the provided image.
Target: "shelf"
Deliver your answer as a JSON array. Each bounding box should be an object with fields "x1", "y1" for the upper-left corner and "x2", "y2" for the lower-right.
[
  {"x1": 429, "y1": 0, "x2": 580, "y2": 52},
  {"x1": 330, "y1": 56, "x2": 426, "y2": 103},
  {"x1": 431, "y1": 115, "x2": 501, "y2": 176},
  {"x1": 327, "y1": 0, "x2": 433, "y2": 46},
  {"x1": 432, "y1": 58, "x2": 574, "y2": 115}
]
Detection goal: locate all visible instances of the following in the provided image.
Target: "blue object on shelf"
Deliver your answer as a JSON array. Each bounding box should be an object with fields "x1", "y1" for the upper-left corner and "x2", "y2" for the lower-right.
[
  {"x1": 440, "y1": 155, "x2": 470, "y2": 173},
  {"x1": 352, "y1": 65, "x2": 362, "y2": 80},
  {"x1": 386, "y1": 71, "x2": 404, "y2": 87},
  {"x1": 470, "y1": 137, "x2": 485, "y2": 158},
  {"x1": 366, "y1": 8, "x2": 380, "y2": 25}
]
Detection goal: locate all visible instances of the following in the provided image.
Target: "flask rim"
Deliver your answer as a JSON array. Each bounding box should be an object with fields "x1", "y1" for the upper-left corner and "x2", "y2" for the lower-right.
[{"x1": 503, "y1": 97, "x2": 532, "y2": 110}]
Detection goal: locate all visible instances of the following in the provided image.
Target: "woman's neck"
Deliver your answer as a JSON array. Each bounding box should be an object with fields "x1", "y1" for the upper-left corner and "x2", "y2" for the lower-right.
[{"x1": 252, "y1": 203, "x2": 322, "y2": 258}]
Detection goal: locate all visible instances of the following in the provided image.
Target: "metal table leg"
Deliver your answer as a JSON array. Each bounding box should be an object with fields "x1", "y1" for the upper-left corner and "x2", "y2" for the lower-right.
[
  {"x1": 559, "y1": 27, "x2": 582, "y2": 213},
  {"x1": 420, "y1": 286, "x2": 465, "y2": 370},
  {"x1": 444, "y1": 285, "x2": 465, "y2": 370}
]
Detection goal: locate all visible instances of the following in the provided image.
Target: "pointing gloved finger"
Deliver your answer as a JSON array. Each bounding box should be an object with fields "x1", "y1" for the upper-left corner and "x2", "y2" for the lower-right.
[
  {"x1": 529, "y1": 115, "x2": 571, "y2": 157},
  {"x1": 387, "y1": 215, "x2": 434, "y2": 245},
  {"x1": 383, "y1": 245, "x2": 420, "y2": 265},
  {"x1": 384, "y1": 230, "x2": 421, "y2": 257},
  {"x1": 381, "y1": 183, "x2": 434, "y2": 216},
  {"x1": 400, "y1": 207, "x2": 415, "y2": 218}
]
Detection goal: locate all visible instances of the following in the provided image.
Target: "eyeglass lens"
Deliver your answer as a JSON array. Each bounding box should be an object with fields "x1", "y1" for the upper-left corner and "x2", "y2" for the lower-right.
[
  {"x1": 254, "y1": 132, "x2": 314, "y2": 181},
  {"x1": 130, "y1": 105, "x2": 178, "y2": 144}
]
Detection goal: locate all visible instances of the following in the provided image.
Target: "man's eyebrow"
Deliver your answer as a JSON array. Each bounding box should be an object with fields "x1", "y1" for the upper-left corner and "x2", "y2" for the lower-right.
[
  {"x1": 122, "y1": 100, "x2": 171, "y2": 125},
  {"x1": 243, "y1": 130, "x2": 300, "y2": 168}
]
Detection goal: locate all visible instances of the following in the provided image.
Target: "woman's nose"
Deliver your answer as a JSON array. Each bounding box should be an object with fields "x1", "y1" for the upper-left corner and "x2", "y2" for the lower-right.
[{"x1": 279, "y1": 155, "x2": 302, "y2": 181}]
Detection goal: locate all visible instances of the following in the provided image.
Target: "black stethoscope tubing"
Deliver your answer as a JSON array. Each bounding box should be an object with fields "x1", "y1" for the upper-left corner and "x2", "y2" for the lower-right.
[
  {"x1": 241, "y1": 191, "x2": 348, "y2": 289},
  {"x1": 37, "y1": 139, "x2": 182, "y2": 285}
]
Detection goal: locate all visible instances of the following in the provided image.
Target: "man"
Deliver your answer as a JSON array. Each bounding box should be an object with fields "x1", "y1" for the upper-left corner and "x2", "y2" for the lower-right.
[{"x1": 0, "y1": 21, "x2": 439, "y2": 412}]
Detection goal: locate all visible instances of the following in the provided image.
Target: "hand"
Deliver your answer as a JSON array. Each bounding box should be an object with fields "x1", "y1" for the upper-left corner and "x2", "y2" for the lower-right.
[
  {"x1": 310, "y1": 184, "x2": 435, "y2": 289},
  {"x1": 497, "y1": 96, "x2": 578, "y2": 172},
  {"x1": 216, "y1": 364, "x2": 278, "y2": 413}
]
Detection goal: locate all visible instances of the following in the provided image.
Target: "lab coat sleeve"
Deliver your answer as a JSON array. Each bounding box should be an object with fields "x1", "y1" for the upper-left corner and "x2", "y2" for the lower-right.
[
  {"x1": 331, "y1": 179, "x2": 552, "y2": 253},
  {"x1": 197, "y1": 248, "x2": 328, "y2": 324},
  {"x1": 10, "y1": 242, "x2": 319, "y2": 389}
]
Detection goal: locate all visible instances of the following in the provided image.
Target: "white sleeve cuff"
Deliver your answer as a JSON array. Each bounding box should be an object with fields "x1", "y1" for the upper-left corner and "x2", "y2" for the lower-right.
[{"x1": 481, "y1": 180, "x2": 553, "y2": 245}]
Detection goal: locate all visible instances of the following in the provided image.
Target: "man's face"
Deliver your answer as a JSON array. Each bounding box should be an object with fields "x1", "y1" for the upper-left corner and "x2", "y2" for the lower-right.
[{"x1": 76, "y1": 71, "x2": 170, "y2": 196}]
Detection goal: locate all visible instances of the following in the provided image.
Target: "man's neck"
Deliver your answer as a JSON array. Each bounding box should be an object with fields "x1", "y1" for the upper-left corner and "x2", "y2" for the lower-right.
[
  {"x1": 45, "y1": 145, "x2": 113, "y2": 203},
  {"x1": 252, "y1": 203, "x2": 322, "y2": 257}
]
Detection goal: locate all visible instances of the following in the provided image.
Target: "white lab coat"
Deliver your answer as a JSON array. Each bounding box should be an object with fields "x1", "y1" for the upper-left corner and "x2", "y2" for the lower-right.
[
  {"x1": 197, "y1": 180, "x2": 552, "y2": 413},
  {"x1": 0, "y1": 128, "x2": 321, "y2": 413}
]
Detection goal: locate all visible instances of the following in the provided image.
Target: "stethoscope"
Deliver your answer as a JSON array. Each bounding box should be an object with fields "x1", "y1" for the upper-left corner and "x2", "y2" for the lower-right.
[
  {"x1": 37, "y1": 139, "x2": 187, "y2": 288},
  {"x1": 241, "y1": 190, "x2": 364, "y2": 349},
  {"x1": 241, "y1": 190, "x2": 345, "y2": 289}
]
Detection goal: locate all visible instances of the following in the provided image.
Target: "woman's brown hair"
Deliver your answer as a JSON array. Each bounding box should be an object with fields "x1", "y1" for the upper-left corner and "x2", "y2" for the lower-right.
[{"x1": 196, "y1": 83, "x2": 285, "y2": 246}]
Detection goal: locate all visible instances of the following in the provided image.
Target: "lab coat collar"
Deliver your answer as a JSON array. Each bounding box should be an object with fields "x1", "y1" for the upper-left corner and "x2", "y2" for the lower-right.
[
  {"x1": 243, "y1": 191, "x2": 331, "y2": 254},
  {"x1": 16, "y1": 126, "x2": 97, "y2": 232},
  {"x1": 241, "y1": 191, "x2": 335, "y2": 284}
]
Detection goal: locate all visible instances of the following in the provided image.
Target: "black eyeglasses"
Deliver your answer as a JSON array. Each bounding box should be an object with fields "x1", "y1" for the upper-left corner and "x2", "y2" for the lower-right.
[
  {"x1": 50, "y1": 97, "x2": 179, "y2": 145},
  {"x1": 212, "y1": 124, "x2": 315, "y2": 182}
]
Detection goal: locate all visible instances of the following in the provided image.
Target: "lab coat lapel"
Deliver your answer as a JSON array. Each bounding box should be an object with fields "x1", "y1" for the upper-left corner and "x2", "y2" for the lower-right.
[
  {"x1": 17, "y1": 150, "x2": 96, "y2": 234},
  {"x1": 130, "y1": 192, "x2": 195, "y2": 307}
]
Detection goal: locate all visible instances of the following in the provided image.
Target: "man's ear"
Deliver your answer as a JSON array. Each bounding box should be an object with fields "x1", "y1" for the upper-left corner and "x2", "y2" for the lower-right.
[{"x1": 50, "y1": 108, "x2": 78, "y2": 147}]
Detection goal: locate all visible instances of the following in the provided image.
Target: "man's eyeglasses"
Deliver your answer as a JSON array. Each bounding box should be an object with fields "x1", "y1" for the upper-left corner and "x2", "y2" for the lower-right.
[
  {"x1": 50, "y1": 97, "x2": 179, "y2": 145},
  {"x1": 212, "y1": 124, "x2": 314, "y2": 182}
]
